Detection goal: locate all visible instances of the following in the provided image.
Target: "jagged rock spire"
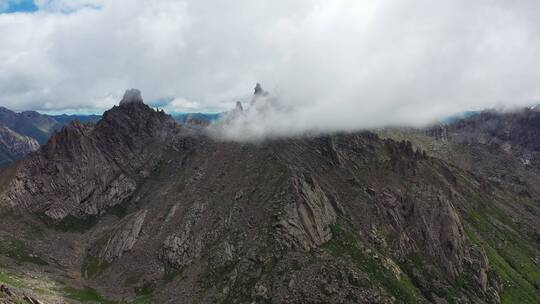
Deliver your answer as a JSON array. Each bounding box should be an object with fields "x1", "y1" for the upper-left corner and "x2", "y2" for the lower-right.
[
  {"x1": 254, "y1": 83, "x2": 266, "y2": 96},
  {"x1": 235, "y1": 101, "x2": 244, "y2": 112},
  {"x1": 250, "y1": 83, "x2": 269, "y2": 107},
  {"x1": 120, "y1": 89, "x2": 144, "y2": 106}
]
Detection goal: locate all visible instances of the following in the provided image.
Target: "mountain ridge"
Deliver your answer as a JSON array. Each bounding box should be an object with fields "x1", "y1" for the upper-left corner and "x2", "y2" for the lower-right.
[
  {"x1": 0, "y1": 91, "x2": 539, "y2": 303},
  {"x1": 0, "y1": 126, "x2": 39, "y2": 166}
]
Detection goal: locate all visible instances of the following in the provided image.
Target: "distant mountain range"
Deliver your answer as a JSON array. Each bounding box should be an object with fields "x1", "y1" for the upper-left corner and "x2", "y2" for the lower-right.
[
  {"x1": 48, "y1": 113, "x2": 103, "y2": 126},
  {"x1": 0, "y1": 107, "x2": 103, "y2": 165},
  {"x1": 0, "y1": 107, "x2": 62, "y2": 145},
  {"x1": 172, "y1": 112, "x2": 221, "y2": 124},
  {"x1": 0, "y1": 107, "x2": 102, "y2": 145},
  {"x1": 0, "y1": 106, "x2": 222, "y2": 165}
]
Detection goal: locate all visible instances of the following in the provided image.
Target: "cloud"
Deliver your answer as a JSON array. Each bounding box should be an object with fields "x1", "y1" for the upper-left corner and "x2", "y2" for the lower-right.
[{"x1": 1, "y1": 0, "x2": 540, "y2": 137}]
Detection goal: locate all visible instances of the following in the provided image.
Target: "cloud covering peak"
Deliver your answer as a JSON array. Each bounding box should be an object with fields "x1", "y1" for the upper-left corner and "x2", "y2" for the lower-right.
[{"x1": 1, "y1": 0, "x2": 540, "y2": 134}]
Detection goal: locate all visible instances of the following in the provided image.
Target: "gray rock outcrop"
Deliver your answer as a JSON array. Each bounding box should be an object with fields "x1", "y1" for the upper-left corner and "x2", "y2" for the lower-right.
[
  {"x1": 161, "y1": 201, "x2": 206, "y2": 268},
  {"x1": 276, "y1": 174, "x2": 338, "y2": 250},
  {"x1": 97, "y1": 210, "x2": 147, "y2": 262},
  {"x1": 119, "y1": 89, "x2": 144, "y2": 106},
  {"x1": 0, "y1": 126, "x2": 39, "y2": 163}
]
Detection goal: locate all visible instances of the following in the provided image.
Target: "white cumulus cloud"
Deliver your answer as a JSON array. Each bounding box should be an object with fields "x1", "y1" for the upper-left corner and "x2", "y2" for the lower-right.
[{"x1": 1, "y1": 0, "x2": 540, "y2": 137}]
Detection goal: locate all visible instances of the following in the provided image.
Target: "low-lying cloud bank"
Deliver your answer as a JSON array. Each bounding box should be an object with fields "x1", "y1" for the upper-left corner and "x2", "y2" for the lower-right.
[
  {"x1": 206, "y1": 84, "x2": 458, "y2": 141},
  {"x1": 2, "y1": 1, "x2": 540, "y2": 137}
]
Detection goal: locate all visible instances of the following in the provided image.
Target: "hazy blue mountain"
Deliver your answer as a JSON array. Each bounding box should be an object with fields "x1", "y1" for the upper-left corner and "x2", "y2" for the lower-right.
[
  {"x1": 442, "y1": 110, "x2": 481, "y2": 124},
  {"x1": 172, "y1": 112, "x2": 221, "y2": 123},
  {"x1": 0, "y1": 107, "x2": 61, "y2": 144},
  {"x1": 0, "y1": 106, "x2": 102, "y2": 145},
  {"x1": 50, "y1": 114, "x2": 101, "y2": 125}
]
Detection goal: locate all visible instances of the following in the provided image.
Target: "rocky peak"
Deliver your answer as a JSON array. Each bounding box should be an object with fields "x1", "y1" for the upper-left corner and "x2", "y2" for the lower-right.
[
  {"x1": 253, "y1": 83, "x2": 267, "y2": 96},
  {"x1": 0, "y1": 107, "x2": 15, "y2": 114},
  {"x1": 235, "y1": 101, "x2": 244, "y2": 112},
  {"x1": 119, "y1": 88, "x2": 144, "y2": 106},
  {"x1": 250, "y1": 83, "x2": 271, "y2": 108},
  {"x1": 43, "y1": 120, "x2": 94, "y2": 160},
  {"x1": 20, "y1": 111, "x2": 42, "y2": 118},
  {"x1": 100, "y1": 111, "x2": 175, "y2": 142},
  {"x1": 1, "y1": 89, "x2": 178, "y2": 219},
  {"x1": 227, "y1": 101, "x2": 244, "y2": 118},
  {"x1": 101, "y1": 89, "x2": 175, "y2": 132}
]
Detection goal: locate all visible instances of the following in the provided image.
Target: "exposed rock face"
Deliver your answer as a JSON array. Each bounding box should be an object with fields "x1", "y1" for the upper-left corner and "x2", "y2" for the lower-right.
[
  {"x1": 0, "y1": 126, "x2": 39, "y2": 164},
  {"x1": 374, "y1": 189, "x2": 468, "y2": 278},
  {"x1": 276, "y1": 174, "x2": 338, "y2": 250},
  {"x1": 425, "y1": 125, "x2": 449, "y2": 141},
  {"x1": 403, "y1": 108, "x2": 540, "y2": 233},
  {"x1": 254, "y1": 83, "x2": 265, "y2": 96},
  {"x1": 96, "y1": 210, "x2": 147, "y2": 262},
  {"x1": 160, "y1": 201, "x2": 206, "y2": 268},
  {"x1": 119, "y1": 89, "x2": 144, "y2": 106},
  {"x1": 0, "y1": 92, "x2": 177, "y2": 220},
  {"x1": 0, "y1": 284, "x2": 47, "y2": 304}
]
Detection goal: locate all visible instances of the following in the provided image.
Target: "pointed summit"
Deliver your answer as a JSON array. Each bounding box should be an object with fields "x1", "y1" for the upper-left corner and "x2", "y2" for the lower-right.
[
  {"x1": 254, "y1": 83, "x2": 266, "y2": 96},
  {"x1": 120, "y1": 89, "x2": 144, "y2": 106},
  {"x1": 235, "y1": 101, "x2": 244, "y2": 112},
  {"x1": 250, "y1": 83, "x2": 269, "y2": 107}
]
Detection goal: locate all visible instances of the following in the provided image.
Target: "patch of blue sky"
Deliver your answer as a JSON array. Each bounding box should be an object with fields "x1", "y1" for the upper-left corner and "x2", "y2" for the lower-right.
[
  {"x1": 46, "y1": 3, "x2": 102, "y2": 14},
  {"x1": 0, "y1": 0, "x2": 38, "y2": 13},
  {"x1": 1, "y1": 0, "x2": 102, "y2": 14}
]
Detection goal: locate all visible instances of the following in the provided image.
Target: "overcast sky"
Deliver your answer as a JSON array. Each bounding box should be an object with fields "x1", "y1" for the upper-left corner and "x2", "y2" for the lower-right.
[{"x1": 1, "y1": 0, "x2": 540, "y2": 130}]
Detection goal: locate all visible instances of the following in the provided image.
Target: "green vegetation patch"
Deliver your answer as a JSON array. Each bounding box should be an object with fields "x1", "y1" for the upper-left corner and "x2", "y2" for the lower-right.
[
  {"x1": 0, "y1": 272, "x2": 28, "y2": 290},
  {"x1": 398, "y1": 253, "x2": 484, "y2": 303},
  {"x1": 81, "y1": 256, "x2": 111, "y2": 279},
  {"x1": 61, "y1": 286, "x2": 119, "y2": 304},
  {"x1": 0, "y1": 234, "x2": 48, "y2": 265},
  {"x1": 1, "y1": 269, "x2": 152, "y2": 304},
  {"x1": 325, "y1": 222, "x2": 428, "y2": 304},
  {"x1": 465, "y1": 196, "x2": 540, "y2": 304},
  {"x1": 466, "y1": 225, "x2": 540, "y2": 304},
  {"x1": 61, "y1": 284, "x2": 153, "y2": 304},
  {"x1": 36, "y1": 213, "x2": 99, "y2": 233}
]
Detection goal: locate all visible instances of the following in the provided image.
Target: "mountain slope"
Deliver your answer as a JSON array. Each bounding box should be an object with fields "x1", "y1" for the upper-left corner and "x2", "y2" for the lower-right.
[
  {"x1": 0, "y1": 126, "x2": 39, "y2": 166},
  {"x1": 0, "y1": 107, "x2": 102, "y2": 148},
  {"x1": 378, "y1": 109, "x2": 540, "y2": 303},
  {"x1": 0, "y1": 107, "x2": 61, "y2": 144},
  {"x1": 0, "y1": 96, "x2": 539, "y2": 303},
  {"x1": 49, "y1": 114, "x2": 101, "y2": 125},
  {"x1": 2, "y1": 96, "x2": 177, "y2": 220}
]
